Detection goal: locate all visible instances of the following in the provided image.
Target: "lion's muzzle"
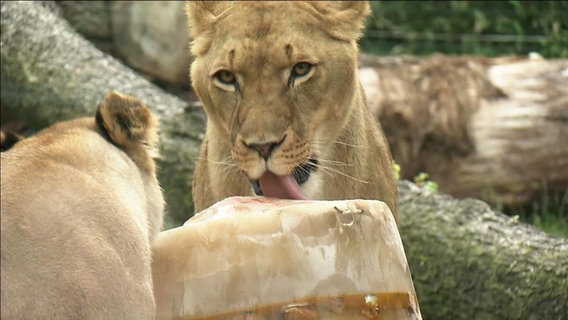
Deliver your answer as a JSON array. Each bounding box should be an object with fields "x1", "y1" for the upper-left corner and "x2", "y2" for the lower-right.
[{"x1": 250, "y1": 158, "x2": 317, "y2": 200}]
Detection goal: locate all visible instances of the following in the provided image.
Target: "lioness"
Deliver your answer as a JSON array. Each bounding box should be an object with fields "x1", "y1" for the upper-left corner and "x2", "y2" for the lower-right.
[
  {"x1": 0, "y1": 91, "x2": 164, "y2": 319},
  {"x1": 186, "y1": 1, "x2": 398, "y2": 222}
]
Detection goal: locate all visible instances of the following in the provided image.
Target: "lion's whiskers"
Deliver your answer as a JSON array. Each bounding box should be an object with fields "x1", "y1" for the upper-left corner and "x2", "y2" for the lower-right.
[
  {"x1": 311, "y1": 160, "x2": 369, "y2": 184},
  {"x1": 193, "y1": 156, "x2": 238, "y2": 170},
  {"x1": 317, "y1": 158, "x2": 352, "y2": 167},
  {"x1": 309, "y1": 139, "x2": 366, "y2": 149},
  {"x1": 332, "y1": 141, "x2": 365, "y2": 149},
  {"x1": 193, "y1": 146, "x2": 366, "y2": 185}
]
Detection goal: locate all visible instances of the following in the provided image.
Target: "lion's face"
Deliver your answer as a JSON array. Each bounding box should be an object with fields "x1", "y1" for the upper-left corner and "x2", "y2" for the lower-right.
[{"x1": 188, "y1": 2, "x2": 370, "y2": 198}]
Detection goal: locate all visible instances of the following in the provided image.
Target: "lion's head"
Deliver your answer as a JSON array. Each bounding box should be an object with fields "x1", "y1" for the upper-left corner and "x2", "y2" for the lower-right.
[{"x1": 187, "y1": 1, "x2": 397, "y2": 219}]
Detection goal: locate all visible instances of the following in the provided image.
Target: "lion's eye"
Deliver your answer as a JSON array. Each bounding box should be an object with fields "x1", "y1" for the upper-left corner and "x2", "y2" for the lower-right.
[
  {"x1": 292, "y1": 62, "x2": 312, "y2": 77},
  {"x1": 289, "y1": 62, "x2": 314, "y2": 87},
  {"x1": 213, "y1": 70, "x2": 238, "y2": 92},
  {"x1": 214, "y1": 70, "x2": 236, "y2": 85}
]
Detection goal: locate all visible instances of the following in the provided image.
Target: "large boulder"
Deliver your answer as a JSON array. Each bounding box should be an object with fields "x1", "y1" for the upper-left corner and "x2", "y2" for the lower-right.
[
  {"x1": 59, "y1": 1, "x2": 192, "y2": 87},
  {"x1": 111, "y1": 1, "x2": 192, "y2": 86}
]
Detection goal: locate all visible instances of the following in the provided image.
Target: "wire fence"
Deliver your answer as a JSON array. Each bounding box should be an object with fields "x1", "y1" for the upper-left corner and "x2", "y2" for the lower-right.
[{"x1": 361, "y1": 1, "x2": 568, "y2": 58}]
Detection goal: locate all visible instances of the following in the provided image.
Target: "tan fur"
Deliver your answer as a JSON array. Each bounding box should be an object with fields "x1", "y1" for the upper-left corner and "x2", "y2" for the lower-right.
[
  {"x1": 0, "y1": 91, "x2": 164, "y2": 319},
  {"x1": 186, "y1": 1, "x2": 398, "y2": 223}
]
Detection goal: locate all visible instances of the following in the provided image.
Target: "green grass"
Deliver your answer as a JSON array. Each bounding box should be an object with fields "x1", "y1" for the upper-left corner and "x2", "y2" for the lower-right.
[
  {"x1": 484, "y1": 184, "x2": 568, "y2": 238},
  {"x1": 528, "y1": 212, "x2": 568, "y2": 238},
  {"x1": 406, "y1": 166, "x2": 568, "y2": 238},
  {"x1": 511, "y1": 191, "x2": 568, "y2": 238}
]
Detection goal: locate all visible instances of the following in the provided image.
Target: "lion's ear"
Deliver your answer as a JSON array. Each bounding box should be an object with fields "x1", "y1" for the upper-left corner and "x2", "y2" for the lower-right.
[
  {"x1": 96, "y1": 91, "x2": 160, "y2": 171},
  {"x1": 185, "y1": 1, "x2": 232, "y2": 39},
  {"x1": 306, "y1": 1, "x2": 371, "y2": 42},
  {"x1": 0, "y1": 130, "x2": 24, "y2": 152},
  {"x1": 185, "y1": 1, "x2": 233, "y2": 56}
]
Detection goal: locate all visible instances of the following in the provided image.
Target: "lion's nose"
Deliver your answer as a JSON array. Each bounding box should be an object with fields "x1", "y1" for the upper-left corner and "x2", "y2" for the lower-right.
[
  {"x1": 245, "y1": 135, "x2": 286, "y2": 161},
  {"x1": 247, "y1": 142, "x2": 278, "y2": 160}
]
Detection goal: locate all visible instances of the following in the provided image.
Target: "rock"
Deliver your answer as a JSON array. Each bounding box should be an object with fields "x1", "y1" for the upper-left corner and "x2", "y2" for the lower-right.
[
  {"x1": 58, "y1": 1, "x2": 114, "y2": 54},
  {"x1": 58, "y1": 1, "x2": 112, "y2": 39},
  {"x1": 152, "y1": 197, "x2": 422, "y2": 320},
  {"x1": 111, "y1": 1, "x2": 192, "y2": 86}
]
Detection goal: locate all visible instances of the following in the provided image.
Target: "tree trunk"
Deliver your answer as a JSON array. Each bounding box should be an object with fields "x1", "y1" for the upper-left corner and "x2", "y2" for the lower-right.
[
  {"x1": 359, "y1": 54, "x2": 568, "y2": 208},
  {"x1": 1, "y1": 2, "x2": 567, "y2": 319},
  {"x1": 398, "y1": 181, "x2": 567, "y2": 320}
]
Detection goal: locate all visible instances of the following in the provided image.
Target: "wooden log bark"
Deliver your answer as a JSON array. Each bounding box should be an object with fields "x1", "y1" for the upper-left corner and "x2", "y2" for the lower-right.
[
  {"x1": 359, "y1": 54, "x2": 568, "y2": 208},
  {"x1": 1, "y1": 2, "x2": 567, "y2": 319},
  {"x1": 398, "y1": 181, "x2": 567, "y2": 320}
]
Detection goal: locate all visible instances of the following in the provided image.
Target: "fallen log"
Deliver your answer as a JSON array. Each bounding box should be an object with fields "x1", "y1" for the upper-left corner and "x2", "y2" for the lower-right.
[
  {"x1": 398, "y1": 181, "x2": 567, "y2": 320},
  {"x1": 1, "y1": 2, "x2": 567, "y2": 319},
  {"x1": 359, "y1": 54, "x2": 568, "y2": 208}
]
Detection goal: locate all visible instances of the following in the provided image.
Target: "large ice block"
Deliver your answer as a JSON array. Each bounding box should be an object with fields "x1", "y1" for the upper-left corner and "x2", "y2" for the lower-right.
[{"x1": 152, "y1": 197, "x2": 421, "y2": 320}]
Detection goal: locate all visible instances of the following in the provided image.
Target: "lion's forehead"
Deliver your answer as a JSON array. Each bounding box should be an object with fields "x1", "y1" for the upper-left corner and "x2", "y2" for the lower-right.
[
  {"x1": 208, "y1": 4, "x2": 323, "y2": 67},
  {"x1": 219, "y1": 2, "x2": 321, "y2": 36},
  {"x1": 211, "y1": 38, "x2": 314, "y2": 74}
]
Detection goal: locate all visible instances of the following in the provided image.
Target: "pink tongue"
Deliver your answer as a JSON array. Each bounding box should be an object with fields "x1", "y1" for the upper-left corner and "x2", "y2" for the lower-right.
[{"x1": 258, "y1": 171, "x2": 307, "y2": 200}]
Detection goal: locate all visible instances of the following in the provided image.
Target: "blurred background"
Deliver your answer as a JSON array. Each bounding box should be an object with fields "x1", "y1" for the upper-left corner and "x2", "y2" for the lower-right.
[
  {"x1": 360, "y1": 1, "x2": 567, "y2": 238},
  {"x1": 362, "y1": 1, "x2": 567, "y2": 58}
]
